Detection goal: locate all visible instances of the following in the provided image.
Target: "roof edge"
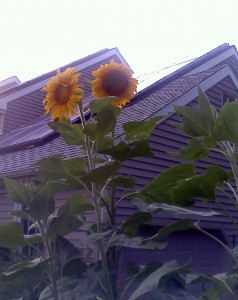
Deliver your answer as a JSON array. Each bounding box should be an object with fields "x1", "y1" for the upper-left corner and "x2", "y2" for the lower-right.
[{"x1": 129, "y1": 43, "x2": 234, "y2": 106}]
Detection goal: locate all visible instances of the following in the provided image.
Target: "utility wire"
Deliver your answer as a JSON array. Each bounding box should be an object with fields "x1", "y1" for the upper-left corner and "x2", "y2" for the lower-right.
[{"x1": 136, "y1": 57, "x2": 198, "y2": 84}]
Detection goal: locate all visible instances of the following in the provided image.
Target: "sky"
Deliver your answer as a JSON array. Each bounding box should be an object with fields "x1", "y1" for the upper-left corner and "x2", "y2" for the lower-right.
[{"x1": 1, "y1": 0, "x2": 238, "y2": 90}]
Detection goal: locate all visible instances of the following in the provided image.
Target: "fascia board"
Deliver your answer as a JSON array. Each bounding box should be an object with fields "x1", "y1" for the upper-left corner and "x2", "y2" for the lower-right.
[
  {"x1": 0, "y1": 48, "x2": 125, "y2": 109},
  {"x1": 187, "y1": 47, "x2": 238, "y2": 75},
  {"x1": 151, "y1": 65, "x2": 238, "y2": 119}
]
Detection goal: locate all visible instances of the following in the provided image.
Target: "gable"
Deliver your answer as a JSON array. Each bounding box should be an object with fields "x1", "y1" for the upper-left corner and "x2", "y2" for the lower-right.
[{"x1": 0, "y1": 48, "x2": 128, "y2": 133}]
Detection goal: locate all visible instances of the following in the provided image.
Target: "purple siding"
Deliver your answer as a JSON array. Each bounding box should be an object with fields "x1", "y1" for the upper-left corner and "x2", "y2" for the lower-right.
[
  {"x1": 116, "y1": 76, "x2": 238, "y2": 276},
  {"x1": 0, "y1": 189, "x2": 14, "y2": 224}
]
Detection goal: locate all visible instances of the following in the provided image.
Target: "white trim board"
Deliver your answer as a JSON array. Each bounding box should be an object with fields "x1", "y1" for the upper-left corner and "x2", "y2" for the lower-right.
[
  {"x1": 187, "y1": 47, "x2": 238, "y2": 75},
  {"x1": 152, "y1": 65, "x2": 238, "y2": 119}
]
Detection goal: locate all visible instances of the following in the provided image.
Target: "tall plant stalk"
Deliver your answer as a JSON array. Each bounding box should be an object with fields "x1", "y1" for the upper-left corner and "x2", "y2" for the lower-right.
[{"x1": 79, "y1": 104, "x2": 114, "y2": 300}]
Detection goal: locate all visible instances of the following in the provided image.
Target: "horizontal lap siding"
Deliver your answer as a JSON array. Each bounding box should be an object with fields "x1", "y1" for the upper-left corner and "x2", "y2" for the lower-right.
[
  {"x1": 0, "y1": 190, "x2": 14, "y2": 223},
  {"x1": 116, "y1": 78, "x2": 238, "y2": 247},
  {"x1": 5, "y1": 92, "x2": 46, "y2": 133}
]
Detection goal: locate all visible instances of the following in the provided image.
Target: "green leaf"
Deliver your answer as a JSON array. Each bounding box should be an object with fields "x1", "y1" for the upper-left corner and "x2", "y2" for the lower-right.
[
  {"x1": 157, "y1": 219, "x2": 197, "y2": 239},
  {"x1": 123, "y1": 116, "x2": 164, "y2": 141},
  {"x1": 28, "y1": 183, "x2": 58, "y2": 221},
  {"x1": 39, "y1": 276, "x2": 100, "y2": 300},
  {"x1": 35, "y1": 156, "x2": 86, "y2": 189},
  {"x1": 4, "y1": 179, "x2": 34, "y2": 206},
  {"x1": 83, "y1": 122, "x2": 96, "y2": 138},
  {"x1": 89, "y1": 96, "x2": 117, "y2": 114},
  {"x1": 65, "y1": 157, "x2": 86, "y2": 177},
  {"x1": 99, "y1": 140, "x2": 153, "y2": 162},
  {"x1": 95, "y1": 135, "x2": 114, "y2": 151},
  {"x1": 132, "y1": 199, "x2": 220, "y2": 217},
  {"x1": 107, "y1": 176, "x2": 136, "y2": 188},
  {"x1": 84, "y1": 229, "x2": 114, "y2": 245},
  {"x1": 94, "y1": 105, "x2": 117, "y2": 140},
  {"x1": 122, "y1": 212, "x2": 153, "y2": 236},
  {"x1": 136, "y1": 164, "x2": 227, "y2": 205},
  {"x1": 0, "y1": 222, "x2": 26, "y2": 248},
  {"x1": 129, "y1": 260, "x2": 188, "y2": 300},
  {"x1": 129, "y1": 140, "x2": 154, "y2": 158},
  {"x1": 110, "y1": 234, "x2": 167, "y2": 250},
  {"x1": 199, "y1": 288, "x2": 221, "y2": 300},
  {"x1": 35, "y1": 155, "x2": 68, "y2": 181},
  {"x1": 211, "y1": 100, "x2": 238, "y2": 145},
  {"x1": 81, "y1": 160, "x2": 121, "y2": 186},
  {"x1": 24, "y1": 233, "x2": 44, "y2": 245},
  {"x1": 174, "y1": 103, "x2": 214, "y2": 137},
  {"x1": 186, "y1": 273, "x2": 234, "y2": 297},
  {"x1": 175, "y1": 165, "x2": 227, "y2": 202},
  {"x1": 63, "y1": 194, "x2": 94, "y2": 214},
  {"x1": 140, "y1": 163, "x2": 195, "y2": 194},
  {"x1": 98, "y1": 141, "x2": 130, "y2": 161},
  {"x1": 10, "y1": 210, "x2": 34, "y2": 222},
  {"x1": 54, "y1": 236, "x2": 87, "y2": 276},
  {"x1": 49, "y1": 120, "x2": 85, "y2": 147},
  {"x1": 2, "y1": 257, "x2": 51, "y2": 278},
  {"x1": 197, "y1": 86, "x2": 216, "y2": 122},
  {"x1": 47, "y1": 206, "x2": 83, "y2": 240},
  {"x1": 63, "y1": 257, "x2": 87, "y2": 277},
  {"x1": 172, "y1": 138, "x2": 211, "y2": 160}
]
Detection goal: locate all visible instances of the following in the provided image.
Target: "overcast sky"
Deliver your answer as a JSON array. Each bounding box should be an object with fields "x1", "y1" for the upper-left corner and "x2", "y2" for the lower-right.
[{"x1": 1, "y1": 0, "x2": 238, "y2": 89}]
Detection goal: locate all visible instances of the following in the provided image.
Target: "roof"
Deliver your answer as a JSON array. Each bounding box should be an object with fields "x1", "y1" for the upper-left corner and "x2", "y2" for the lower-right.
[
  {"x1": 0, "y1": 48, "x2": 118, "y2": 97},
  {"x1": 1, "y1": 43, "x2": 238, "y2": 175},
  {"x1": 130, "y1": 43, "x2": 233, "y2": 104},
  {"x1": 0, "y1": 48, "x2": 128, "y2": 134}
]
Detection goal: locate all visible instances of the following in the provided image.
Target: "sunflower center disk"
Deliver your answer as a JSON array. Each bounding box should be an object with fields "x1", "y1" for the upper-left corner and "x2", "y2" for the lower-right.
[
  {"x1": 55, "y1": 83, "x2": 71, "y2": 104},
  {"x1": 102, "y1": 70, "x2": 128, "y2": 97}
]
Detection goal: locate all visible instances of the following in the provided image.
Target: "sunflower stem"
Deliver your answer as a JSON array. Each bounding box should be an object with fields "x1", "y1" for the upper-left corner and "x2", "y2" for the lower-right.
[
  {"x1": 37, "y1": 219, "x2": 58, "y2": 300},
  {"x1": 79, "y1": 103, "x2": 115, "y2": 300}
]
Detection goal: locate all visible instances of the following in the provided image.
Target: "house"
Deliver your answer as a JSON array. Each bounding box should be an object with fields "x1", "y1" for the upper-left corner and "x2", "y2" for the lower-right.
[{"x1": 0, "y1": 43, "x2": 238, "y2": 281}]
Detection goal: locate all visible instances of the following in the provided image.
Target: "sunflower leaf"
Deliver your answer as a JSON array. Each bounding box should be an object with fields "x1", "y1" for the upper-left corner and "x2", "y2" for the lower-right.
[
  {"x1": 89, "y1": 97, "x2": 117, "y2": 114},
  {"x1": 123, "y1": 116, "x2": 165, "y2": 141},
  {"x1": 49, "y1": 121, "x2": 85, "y2": 147}
]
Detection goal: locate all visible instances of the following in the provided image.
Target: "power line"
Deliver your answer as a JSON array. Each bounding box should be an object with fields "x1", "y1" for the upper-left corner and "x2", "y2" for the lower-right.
[{"x1": 136, "y1": 57, "x2": 198, "y2": 84}]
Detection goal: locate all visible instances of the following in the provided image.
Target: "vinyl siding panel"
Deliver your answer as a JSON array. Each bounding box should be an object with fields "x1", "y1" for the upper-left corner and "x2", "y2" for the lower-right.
[
  {"x1": 0, "y1": 190, "x2": 14, "y2": 224},
  {"x1": 116, "y1": 77, "x2": 238, "y2": 249}
]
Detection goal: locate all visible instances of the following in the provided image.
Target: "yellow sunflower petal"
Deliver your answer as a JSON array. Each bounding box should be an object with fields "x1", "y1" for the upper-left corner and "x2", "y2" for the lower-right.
[{"x1": 42, "y1": 67, "x2": 84, "y2": 121}]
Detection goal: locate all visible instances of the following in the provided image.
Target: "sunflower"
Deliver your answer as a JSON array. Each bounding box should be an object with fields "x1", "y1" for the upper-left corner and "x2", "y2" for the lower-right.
[
  {"x1": 91, "y1": 60, "x2": 138, "y2": 107},
  {"x1": 42, "y1": 67, "x2": 83, "y2": 121}
]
